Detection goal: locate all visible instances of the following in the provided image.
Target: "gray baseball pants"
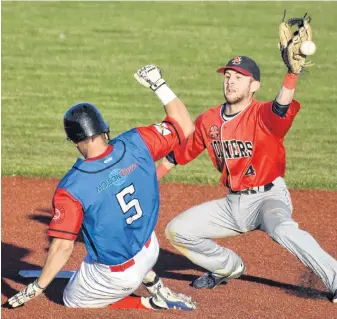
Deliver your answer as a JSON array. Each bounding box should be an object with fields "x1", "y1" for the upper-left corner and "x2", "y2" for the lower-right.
[{"x1": 165, "y1": 177, "x2": 337, "y2": 293}]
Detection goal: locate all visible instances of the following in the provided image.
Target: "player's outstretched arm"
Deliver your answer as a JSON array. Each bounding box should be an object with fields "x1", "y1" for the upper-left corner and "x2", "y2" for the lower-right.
[
  {"x1": 274, "y1": 12, "x2": 314, "y2": 114},
  {"x1": 6, "y1": 238, "x2": 74, "y2": 308},
  {"x1": 134, "y1": 64, "x2": 194, "y2": 138},
  {"x1": 275, "y1": 74, "x2": 297, "y2": 105}
]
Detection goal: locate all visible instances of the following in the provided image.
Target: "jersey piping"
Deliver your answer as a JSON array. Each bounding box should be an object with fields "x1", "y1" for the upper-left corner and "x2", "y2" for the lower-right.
[
  {"x1": 220, "y1": 101, "x2": 254, "y2": 189},
  {"x1": 73, "y1": 140, "x2": 126, "y2": 174}
]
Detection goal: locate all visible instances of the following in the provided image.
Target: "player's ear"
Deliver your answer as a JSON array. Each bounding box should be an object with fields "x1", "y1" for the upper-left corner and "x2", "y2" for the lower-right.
[{"x1": 250, "y1": 80, "x2": 260, "y2": 93}]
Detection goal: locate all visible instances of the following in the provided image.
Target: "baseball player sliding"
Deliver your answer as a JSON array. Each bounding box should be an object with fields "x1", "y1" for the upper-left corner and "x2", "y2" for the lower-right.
[
  {"x1": 6, "y1": 65, "x2": 197, "y2": 310},
  {"x1": 157, "y1": 13, "x2": 337, "y2": 303}
]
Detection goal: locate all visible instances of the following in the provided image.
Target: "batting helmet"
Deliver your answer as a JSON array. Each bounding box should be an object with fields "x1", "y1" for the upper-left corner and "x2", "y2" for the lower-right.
[{"x1": 64, "y1": 102, "x2": 110, "y2": 143}]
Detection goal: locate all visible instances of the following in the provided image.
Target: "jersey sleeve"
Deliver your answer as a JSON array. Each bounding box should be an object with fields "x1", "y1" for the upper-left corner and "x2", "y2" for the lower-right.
[
  {"x1": 173, "y1": 114, "x2": 206, "y2": 165},
  {"x1": 48, "y1": 188, "x2": 84, "y2": 241},
  {"x1": 258, "y1": 100, "x2": 301, "y2": 137},
  {"x1": 136, "y1": 116, "x2": 185, "y2": 162}
]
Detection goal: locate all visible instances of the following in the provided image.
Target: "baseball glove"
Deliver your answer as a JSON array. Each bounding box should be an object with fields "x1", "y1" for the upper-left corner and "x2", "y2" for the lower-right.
[{"x1": 279, "y1": 11, "x2": 313, "y2": 74}]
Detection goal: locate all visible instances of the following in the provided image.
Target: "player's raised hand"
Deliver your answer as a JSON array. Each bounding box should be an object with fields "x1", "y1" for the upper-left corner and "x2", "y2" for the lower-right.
[
  {"x1": 7, "y1": 280, "x2": 45, "y2": 308},
  {"x1": 278, "y1": 12, "x2": 314, "y2": 74},
  {"x1": 134, "y1": 64, "x2": 166, "y2": 91}
]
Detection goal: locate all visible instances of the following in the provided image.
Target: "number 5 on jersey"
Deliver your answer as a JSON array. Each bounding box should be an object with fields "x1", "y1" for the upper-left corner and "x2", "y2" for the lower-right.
[{"x1": 116, "y1": 184, "x2": 143, "y2": 225}]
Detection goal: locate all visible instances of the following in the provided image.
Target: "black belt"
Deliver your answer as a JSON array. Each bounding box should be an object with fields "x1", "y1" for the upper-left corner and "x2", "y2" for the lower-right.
[{"x1": 229, "y1": 182, "x2": 274, "y2": 195}]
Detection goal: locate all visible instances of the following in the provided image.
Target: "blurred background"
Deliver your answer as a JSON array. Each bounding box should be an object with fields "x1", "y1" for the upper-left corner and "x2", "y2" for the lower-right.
[{"x1": 2, "y1": 2, "x2": 337, "y2": 189}]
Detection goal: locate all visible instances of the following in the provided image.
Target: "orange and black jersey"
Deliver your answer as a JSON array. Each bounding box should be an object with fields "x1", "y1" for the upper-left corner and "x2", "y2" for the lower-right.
[{"x1": 171, "y1": 99, "x2": 300, "y2": 191}]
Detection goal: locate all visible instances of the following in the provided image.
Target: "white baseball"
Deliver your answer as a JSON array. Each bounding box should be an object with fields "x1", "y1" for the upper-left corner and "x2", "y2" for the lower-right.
[{"x1": 300, "y1": 41, "x2": 316, "y2": 56}]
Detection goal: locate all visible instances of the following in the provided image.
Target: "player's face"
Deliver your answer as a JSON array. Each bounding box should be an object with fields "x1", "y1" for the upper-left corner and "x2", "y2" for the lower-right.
[{"x1": 223, "y1": 70, "x2": 254, "y2": 104}]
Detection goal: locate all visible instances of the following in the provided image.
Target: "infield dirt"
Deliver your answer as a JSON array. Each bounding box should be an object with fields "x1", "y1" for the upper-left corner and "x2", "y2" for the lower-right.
[{"x1": 2, "y1": 177, "x2": 337, "y2": 319}]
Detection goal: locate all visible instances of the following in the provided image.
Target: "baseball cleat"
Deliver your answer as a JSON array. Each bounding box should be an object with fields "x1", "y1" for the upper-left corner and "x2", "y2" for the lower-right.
[
  {"x1": 192, "y1": 262, "x2": 245, "y2": 289},
  {"x1": 141, "y1": 286, "x2": 196, "y2": 311},
  {"x1": 332, "y1": 289, "x2": 337, "y2": 304}
]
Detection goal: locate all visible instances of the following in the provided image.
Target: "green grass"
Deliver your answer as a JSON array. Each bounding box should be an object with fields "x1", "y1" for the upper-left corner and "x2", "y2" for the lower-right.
[{"x1": 2, "y1": 2, "x2": 337, "y2": 189}]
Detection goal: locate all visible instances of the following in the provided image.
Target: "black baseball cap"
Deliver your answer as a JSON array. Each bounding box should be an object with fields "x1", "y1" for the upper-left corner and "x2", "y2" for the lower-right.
[{"x1": 217, "y1": 56, "x2": 260, "y2": 81}]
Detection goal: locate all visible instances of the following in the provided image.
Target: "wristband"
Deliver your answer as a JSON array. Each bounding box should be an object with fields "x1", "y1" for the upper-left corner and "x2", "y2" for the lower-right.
[
  {"x1": 166, "y1": 151, "x2": 178, "y2": 165},
  {"x1": 34, "y1": 279, "x2": 46, "y2": 290},
  {"x1": 155, "y1": 84, "x2": 177, "y2": 105},
  {"x1": 283, "y1": 73, "x2": 298, "y2": 90}
]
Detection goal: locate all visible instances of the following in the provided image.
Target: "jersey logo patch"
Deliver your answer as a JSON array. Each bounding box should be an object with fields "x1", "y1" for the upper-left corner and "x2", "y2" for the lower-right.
[
  {"x1": 244, "y1": 164, "x2": 256, "y2": 176},
  {"x1": 154, "y1": 123, "x2": 171, "y2": 136},
  {"x1": 96, "y1": 163, "x2": 139, "y2": 193},
  {"x1": 96, "y1": 169, "x2": 126, "y2": 193},
  {"x1": 52, "y1": 206, "x2": 65, "y2": 224},
  {"x1": 209, "y1": 125, "x2": 219, "y2": 139}
]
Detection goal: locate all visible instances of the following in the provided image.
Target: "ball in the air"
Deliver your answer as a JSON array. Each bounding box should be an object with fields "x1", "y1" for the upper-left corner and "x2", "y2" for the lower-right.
[{"x1": 300, "y1": 41, "x2": 316, "y2": 56}]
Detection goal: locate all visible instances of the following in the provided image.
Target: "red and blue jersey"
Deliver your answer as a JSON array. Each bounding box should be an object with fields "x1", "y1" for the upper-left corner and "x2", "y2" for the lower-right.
[{"x1": 48, "y1": 117, "x2": 184, "y2": 265}]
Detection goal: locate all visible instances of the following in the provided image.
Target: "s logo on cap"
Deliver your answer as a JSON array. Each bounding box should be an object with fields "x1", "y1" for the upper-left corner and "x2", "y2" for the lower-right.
[{"x1": 231, "y1": 56, "x2": 242, "y2": 65}]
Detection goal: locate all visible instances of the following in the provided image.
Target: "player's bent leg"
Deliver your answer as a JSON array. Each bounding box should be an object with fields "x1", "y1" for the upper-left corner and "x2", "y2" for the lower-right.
[
  {"x1": 261, "y1": 199, "x2": 337, "y2": 298},
  {"x1": 64, "y1": 232, "x2": 160, "y2": 308},
  {"x1": 62, "y1": 265, "x2": 136, "y2": 308},
  {"x1": 165, "y1": 199, "x2": 245, "y2": 288},
  {"x1": 109, "y1": 233, "x2": 185, "y2": 311}
]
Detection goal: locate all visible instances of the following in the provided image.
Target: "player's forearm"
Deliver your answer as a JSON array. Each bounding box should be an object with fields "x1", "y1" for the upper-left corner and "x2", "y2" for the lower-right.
[
  {"x1": 156, "y1": 85, "x2": 194, "y2": 138},
  {"x1": 157, "y1": 156, "x2": 176, "y2": 180},
  {"x1": 273, "y1": 73, "x2": 298, "y2": 116},
  {"x1": 165, "y1": 99, "x2": 194, "y2": 138},
  {"x1": 275, "y1": 86, "x2": 295, "y2": 105},
  {"x1": 37, "y1": 238, "x2": 74, "y2": 288}
]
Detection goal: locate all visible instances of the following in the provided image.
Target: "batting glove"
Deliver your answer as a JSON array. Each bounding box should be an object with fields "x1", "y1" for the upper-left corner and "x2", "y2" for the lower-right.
[
  {"x1": 7, "y1": 280, "x2": 45, "y2": 308},
  {"x1": 134, "y1": 64, "x2": 166, "y2": 91}
]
